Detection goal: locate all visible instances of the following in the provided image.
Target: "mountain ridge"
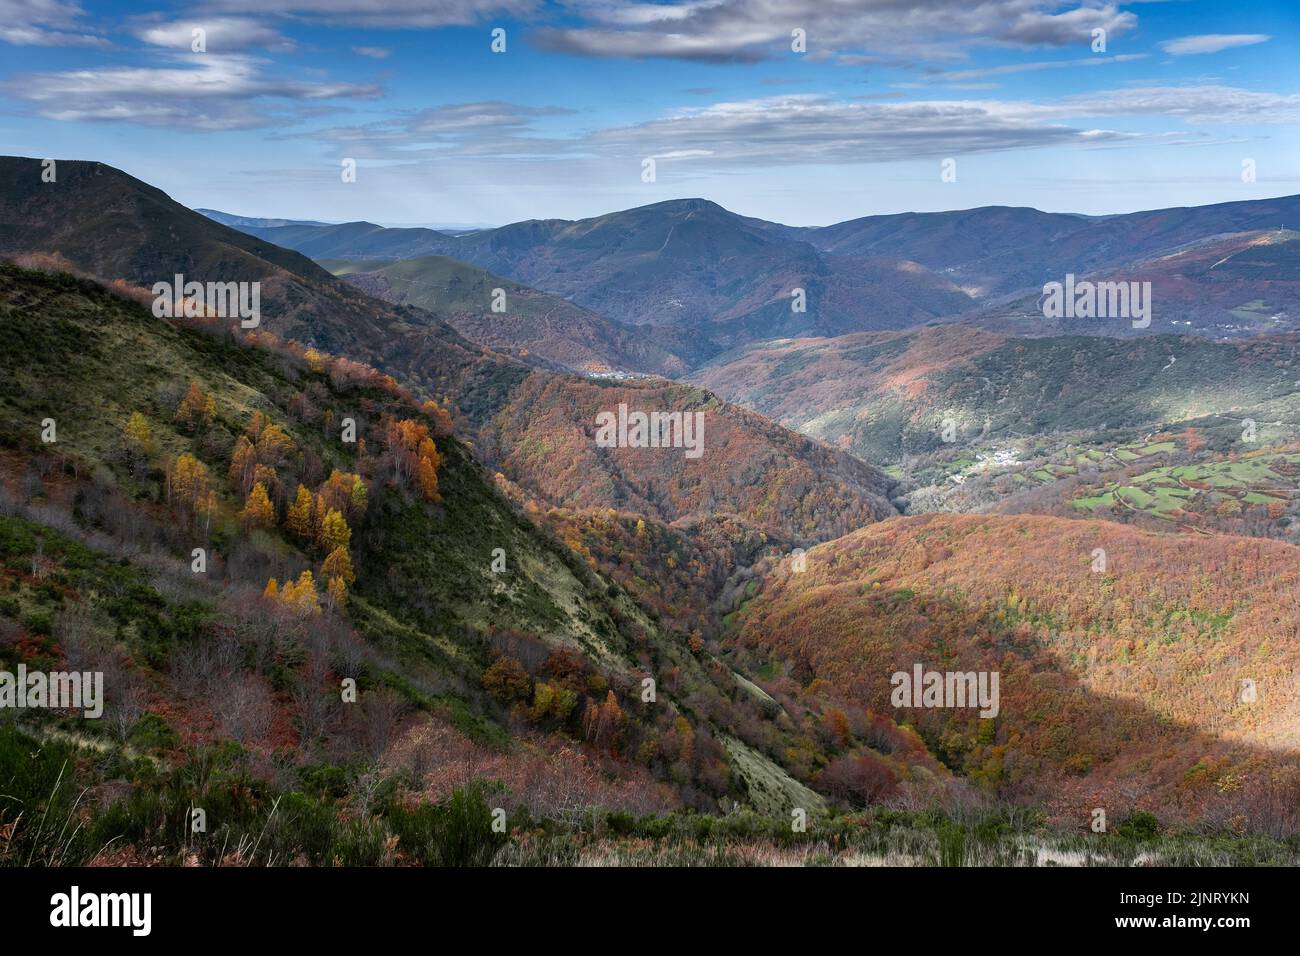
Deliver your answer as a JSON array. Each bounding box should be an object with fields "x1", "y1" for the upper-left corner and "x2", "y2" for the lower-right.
[{"x1": 219, "y1": 189, "x2": 1300, "y2": 363}]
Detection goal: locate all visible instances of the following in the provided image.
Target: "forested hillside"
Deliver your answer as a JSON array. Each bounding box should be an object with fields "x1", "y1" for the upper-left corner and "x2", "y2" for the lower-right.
[{"x1": 729, "y1": 512, "x2": 1300, "y2": 831}]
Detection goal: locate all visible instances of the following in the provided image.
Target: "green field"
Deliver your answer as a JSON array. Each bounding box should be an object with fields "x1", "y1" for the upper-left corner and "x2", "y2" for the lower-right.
[{"x1": 1073, "y1": 452, "x2": 1300, "y2": 521}]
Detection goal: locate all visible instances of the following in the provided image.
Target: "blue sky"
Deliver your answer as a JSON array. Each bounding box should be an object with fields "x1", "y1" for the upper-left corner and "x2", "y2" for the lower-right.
[{"x1": 2, "y1": 1, "x2": 1298, "y2": 226}]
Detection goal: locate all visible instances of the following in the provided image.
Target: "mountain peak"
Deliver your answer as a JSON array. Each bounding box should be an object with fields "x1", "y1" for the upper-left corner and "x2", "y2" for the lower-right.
[{"x1": 637, "y1": 197, "x2": 730, "y2": 215}]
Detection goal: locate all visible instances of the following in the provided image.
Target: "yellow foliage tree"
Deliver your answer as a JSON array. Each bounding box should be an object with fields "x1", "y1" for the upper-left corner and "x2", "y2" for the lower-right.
[
  {"x1": 123, "y1": 412, "x2": 154, "y2": 458},
  {"x1": 279, "y1": 570, "x2": 321, "y2": 616},
  {"x1": 388, "y1": 418, "x2": 444, "y2": 502},
  {"x1": 421, "y1": 398, "x2": 454, "y2": 437},
  {"x1": 168, "y1": 453, "x2": 212, "y2": 523},
  {"x1": 321, "y1": 546, "x2": 356, "y2": 586},
  {"x1": 319, "y1": 508, "x2": 351, "y2": 553},
  {"x1": 286, "y1": 484, "x2": 314, "y2": 539},
  {"x1": 228, "y1": 436, "x2": 257, "y2": 494},
  {"x1": 254, "y1": 422, "x2": 294, "y2": 469},
  {"x1": 326, "y1": 575, "x2": 348, "y2": 611},
  {"x1": 175, "y1": 380, "x2": 215, "y2": 429},
  {"x1": 240, "y1": 481, "x2": 276, "y2": 529},
  {"x1": 350, "y1": 475, "x2": 368, "y2": 515},
  {"x1": 416, "y1": 456, "x2": 440, "y2": 503},
  {"x1": 248, "y1": 410, "x2": 269, "y2": 440},
  {"x1": 313, "y1": 492, "x2": 328, "y2": 539}
]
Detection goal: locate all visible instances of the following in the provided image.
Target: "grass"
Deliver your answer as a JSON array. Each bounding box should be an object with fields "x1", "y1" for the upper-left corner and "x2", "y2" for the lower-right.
[
  {"x1": 1072, "y1": 451, "x2": 1299, "y2": 522},
  {"x1": 8, "y1": 719, "x2": 1291, "y2": 867}
]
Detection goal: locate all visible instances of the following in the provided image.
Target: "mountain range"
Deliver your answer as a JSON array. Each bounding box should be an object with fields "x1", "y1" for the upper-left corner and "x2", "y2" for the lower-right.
[
  {"x1": 208, "y1": 191, "x2": 1300, "y2": 370},
  {"x1": 3, "y1": 154, "x2": 1300, "y2": 867},
  {"x1": 1, "y1": 158, "x2": 898, "y2": 545}
]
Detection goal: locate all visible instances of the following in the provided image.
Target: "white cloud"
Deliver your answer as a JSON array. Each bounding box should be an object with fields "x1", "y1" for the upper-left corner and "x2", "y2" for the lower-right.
[
  {"x1": 0, "y1": 0, "x2": 106, "y2": 46},
  {"x1": 1158, "y1": 34, "x2": 1271, "y2": 56},
  {"x1": 586, "y1": 94, "x2": 1112, "y2": 165},
  {"x1": 352, "y1": 46, "x2": 391, "y2": 58},
  {"x1": 308, "y1": 93, "x2": 1128, "y2": 167},
  {"x1": 306, "y1": 101, "x2": 576, "y2": 157},
  {"x1": 132, "y1": 17, "x2": 295, "y2": 52},
  {"x1": 921, "y1": 53, "x2": 1146, "y2": 82},
  {"x1": 535, "y1": 0, "x2": 1137, "y2": 62},
  {"x1": 302, "y1": 82, "x2": 1300, "y2": 173},
  {"x1": 203, "y1": 0, "x2": 537, "y2": 28},
  {"x1": 1043, "y1": 84, "x2": 1300, "y2": 124},
  {"x1": 7, "y1": 54, "x2": 380, "y2": 130}
]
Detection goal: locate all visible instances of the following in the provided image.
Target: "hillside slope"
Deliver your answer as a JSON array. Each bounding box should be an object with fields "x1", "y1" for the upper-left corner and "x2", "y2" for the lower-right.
[
  {"x1": 729, "y1": 512, "x2": 1300, "y2": 828},
  {"x1": 322, "y1": 254, "x2": 688, "y2": 376},
  {"x1": 0, "y1": 259, "x2": 874, "y2": 838},
  {"x1": 690, "y1": 324, "x2": 1300, "y2": 465},
  {"x1": 0, "y1": 156, "x2": 521, "y2": 420},
  {"x1": 0, "y1": 262, "x2": 643, "y2": 669},
  {"x1": 476, "y1": 373, "x2": 900, "y2": 546}
]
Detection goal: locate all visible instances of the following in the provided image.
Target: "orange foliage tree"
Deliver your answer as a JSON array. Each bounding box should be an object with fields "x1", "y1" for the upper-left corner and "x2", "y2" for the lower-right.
[
  {"x1": 175, "y1": 380, "x2": 216, "y2": 430},
  {"x1": 167, "y1": 453, "x2": 212, "y2": 527},
  {"x1": 385, "y1": 418, "x2": 443, "y2": 503}
]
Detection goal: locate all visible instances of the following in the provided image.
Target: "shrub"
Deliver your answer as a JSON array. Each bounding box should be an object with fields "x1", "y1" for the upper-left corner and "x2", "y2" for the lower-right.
[{"x1": 384, "y1": 784, "x2": 506, "y2": 866}]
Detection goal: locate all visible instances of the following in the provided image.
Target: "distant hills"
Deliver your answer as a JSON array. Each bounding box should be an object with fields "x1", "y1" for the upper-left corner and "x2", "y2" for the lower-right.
[
  {"x1": 970, "y1": 228, "x2": 1300, "y2": 339},
  {"x1": 689, "y1": 324, "x2": 1300, "y2": 465},
  {"x1": 196, "y1": 209, "x2": 331, "y2": 229},
  {"x1": 210, "y1": 191, "x2": 1300, "y2": 369},
  {"x1": 221, "y1": 198, "x2": 977, "y2": 365},
  {"x1": 795, "y1": 196, "x2": 1300, "y2": 300},
  {"x1": 318, "y1": 254, "x2": 689, "y2": 376}
]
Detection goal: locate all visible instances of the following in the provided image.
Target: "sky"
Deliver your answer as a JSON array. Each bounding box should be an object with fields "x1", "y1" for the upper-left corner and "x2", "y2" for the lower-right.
[{"x1": 1, "y1": 0, "x2": 1298, "y2": 226}]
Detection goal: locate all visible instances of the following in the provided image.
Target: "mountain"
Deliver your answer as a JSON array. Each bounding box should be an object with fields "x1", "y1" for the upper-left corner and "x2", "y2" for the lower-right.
[
  {"x1": 320, "y1": 254, "x2": 689, "y2": 376},
  {"x1": 0, "y1": 157, "x2": 906, "y2": 569},
  {"x1": 799, "y1": 195, "x2": 1300, "y2": 302},
  {"x1": 441, "y1": 198, "x2": 969, "y2": 337},
  {"x1": 235, "y1": 198, "x2": 976, "y2": 365},
  {"x1": 197, "y1": 209, "x2": 330, "y2": 229},
  {"x1": 797, "y1": 206, "x2": 1091, "y2": 299},
  {"x1": 1, "y1": 257, "x2": 877, "y2": 859},
  {"x1": 689, "y1": 324, "x2": 1300, "y2": 466},
  {"x1": 239, "y1": 220, "x2": 451, "y2": 260},
  {"x1": 728, "y1": 512, "x2": 1300, "y2": 827},
  {"x1": 0, "y1": 156, "x2": 516, "y2": 417},
  {"x1": 228, "y1": 192, "x2": 1300, "y2": 367},
  {"x1": 967, "y1": 228, "x2": 1300, "y2": 339},
  {"x1": 475, "y1": 374, "x2": 900, "y2": 548}
]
